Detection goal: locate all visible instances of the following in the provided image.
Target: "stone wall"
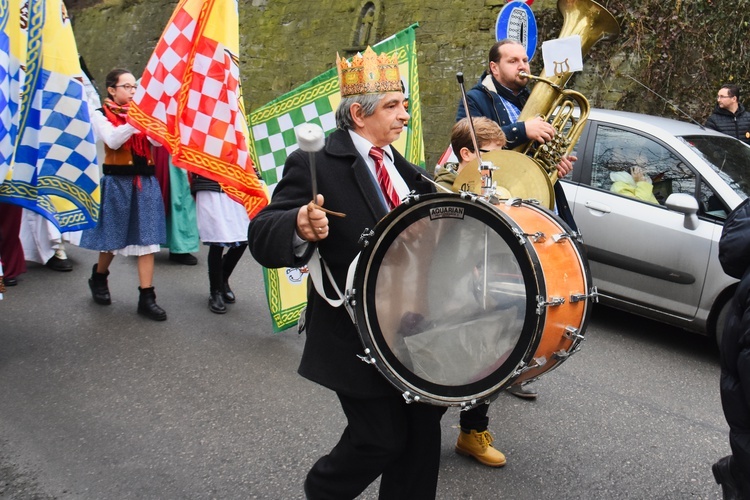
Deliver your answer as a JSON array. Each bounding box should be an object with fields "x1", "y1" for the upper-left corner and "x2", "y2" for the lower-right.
[{"x1": 65, "y1": 0, "x2": 677, "y2": 168}]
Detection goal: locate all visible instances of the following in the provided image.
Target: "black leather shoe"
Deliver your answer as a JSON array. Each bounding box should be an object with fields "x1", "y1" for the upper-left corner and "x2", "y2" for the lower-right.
[
  {"x1": 209, "y1": 290, "x2": 227, "y2": 314},
  {"x1": 222, "y1": 281, "x2": 236, "y2": 303},
  {"x1": 713, "y1": 455, "x2": 741, "y2": 500},
  {"x1": 169, "y1": 252, "x2": 198, "y2": 265},
  {"x1": 507, "y1": 384, "x2": 538, "y2": 400},
  {"x1": 46, "y1": 255, "x2": 73, "y2": 272},
  {"x1": 3, "y1": 277, "x2": 18, "y2": 286}
]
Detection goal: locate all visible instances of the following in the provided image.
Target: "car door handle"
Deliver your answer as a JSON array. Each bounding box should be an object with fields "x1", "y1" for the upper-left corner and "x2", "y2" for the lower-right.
[{"x1": 584, "y1": 201, "x2": 611, "y2": 214}]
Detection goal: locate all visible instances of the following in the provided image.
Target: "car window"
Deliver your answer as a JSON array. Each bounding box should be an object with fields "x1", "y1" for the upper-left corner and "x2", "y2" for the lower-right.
[
  {"x1": 699, "y1": 178, "x2": 729, "y2": 220},
  {"x1": 590, "y1": 125, "x2": 695, "y2": 205},
  {"x1": 680, "y1": 135, "x2": 750, "y2": 200}
]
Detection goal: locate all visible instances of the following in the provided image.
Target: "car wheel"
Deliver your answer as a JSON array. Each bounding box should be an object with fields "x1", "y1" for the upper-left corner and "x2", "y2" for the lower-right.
[{"x1": 713, "y1": 298, "x2": 731, "y2": 348}]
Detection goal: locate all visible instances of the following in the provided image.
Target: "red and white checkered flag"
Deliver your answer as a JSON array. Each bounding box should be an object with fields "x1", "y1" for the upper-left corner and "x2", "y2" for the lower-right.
[{"x1": 128, "y1": 0, "x2": 268, "y2": 218}]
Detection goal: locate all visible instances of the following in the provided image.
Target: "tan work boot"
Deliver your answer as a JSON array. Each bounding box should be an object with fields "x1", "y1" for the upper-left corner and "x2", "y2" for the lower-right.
[{"x1": 455, "y1": 429, "x2": 507, "y2": 467}]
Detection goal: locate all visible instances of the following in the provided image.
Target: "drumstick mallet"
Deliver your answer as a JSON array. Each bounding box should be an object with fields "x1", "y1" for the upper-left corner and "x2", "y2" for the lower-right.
[
  {"x1": 457, "y1": 72, "x2": 497, "y2": 198},
  {"x1": 295, "y1": 123, "x2": 346, "y2": 218}
]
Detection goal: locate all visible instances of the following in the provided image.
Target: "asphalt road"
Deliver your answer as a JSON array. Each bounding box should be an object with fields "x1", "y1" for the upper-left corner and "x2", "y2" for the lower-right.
[{"x1": 0, "y1": 244, "x2": 729, "y2": 499}]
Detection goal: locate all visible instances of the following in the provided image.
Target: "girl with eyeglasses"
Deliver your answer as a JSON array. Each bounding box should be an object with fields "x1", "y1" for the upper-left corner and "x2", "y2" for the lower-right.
[{"x1": 80, "y1": 68, "x2": 168, "y2": 321}]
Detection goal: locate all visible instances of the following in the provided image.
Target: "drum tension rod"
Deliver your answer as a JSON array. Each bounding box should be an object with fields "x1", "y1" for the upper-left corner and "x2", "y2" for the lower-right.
[
  {"x1": 356, "y1": 348, "x2": 377, "y2": 365},
  {"x1": 402, "y1": 391, "x2": 420, "y2": 404},
  {"x1": 563, "y1": 326, "x2": 584, "y2": 341},
  {"x1": 511, "y1": 356, "x2": 548, "y2": 378},
  {"x1": 537, "y1": 295, "x2": 565, "y2": 314},
  {"x1": 554, "y1": 327, "x2": 586, "y2": 360},
  {"x1": 526, "y1": 231, "x2": 547, "y2": 243},
  {"x1": 570, "y1": 286, "x2": 600, "y2": 303},
  {"x1": 358, "y1": 228, "x2": 375, "y2": 247},
  {"x1": 459, "y1": 399, "x2": 479, "y2": 411}
]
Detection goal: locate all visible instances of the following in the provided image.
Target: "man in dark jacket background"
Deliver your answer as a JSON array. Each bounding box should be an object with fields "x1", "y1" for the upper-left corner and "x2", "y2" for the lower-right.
[
  {"x1": 714, "y1": 197, "x2": 750, "y2": 499},
  {"x1": 705, "y1": 84, "x2": 750, "y2": 145}
]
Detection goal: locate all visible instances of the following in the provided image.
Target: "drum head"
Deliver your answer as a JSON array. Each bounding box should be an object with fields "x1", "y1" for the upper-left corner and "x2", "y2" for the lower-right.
[{"x1": 353, "y1": 193, "x2": 544, "y2": 406}]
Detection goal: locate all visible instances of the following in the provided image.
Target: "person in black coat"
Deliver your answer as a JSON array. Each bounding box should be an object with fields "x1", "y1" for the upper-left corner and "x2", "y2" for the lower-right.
[
  {"x1": 705, "y1": 84, "x2": 750, "y2": 146},
  {"x1": 248, "y1": 47, "x2": 444, "y2": 499},
  {"x1": 714, "y1": 197, "x2": 750, "y2": 499}
]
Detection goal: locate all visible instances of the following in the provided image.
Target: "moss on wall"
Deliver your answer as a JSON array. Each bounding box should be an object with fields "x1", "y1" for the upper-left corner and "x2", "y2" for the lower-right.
[{"x1": 68, "y1": 0, "x2": 750, "y2": 168}]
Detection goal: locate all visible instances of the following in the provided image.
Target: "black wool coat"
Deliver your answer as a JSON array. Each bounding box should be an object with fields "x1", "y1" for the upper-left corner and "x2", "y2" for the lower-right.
[
  {"x1": 718, "y1": 197, "x2": 750, "y2": 495},
  {"x1": 248, "y1": 128, "x2": 435, "y2": 398}
]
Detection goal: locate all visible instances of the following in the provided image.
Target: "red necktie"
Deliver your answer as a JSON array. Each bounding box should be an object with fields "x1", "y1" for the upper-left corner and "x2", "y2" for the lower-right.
[{"x1": 369, "y1": 146, "x2": 401, "y2": 210}]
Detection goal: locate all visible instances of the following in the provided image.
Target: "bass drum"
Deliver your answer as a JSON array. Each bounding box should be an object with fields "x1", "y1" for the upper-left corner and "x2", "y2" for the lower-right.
[
  {"x1": 492, "y1": 197, "x2": 593, "y2": 385},
  {"x1": 351, "y1": 192, "x2": 593, "y2": 407}
]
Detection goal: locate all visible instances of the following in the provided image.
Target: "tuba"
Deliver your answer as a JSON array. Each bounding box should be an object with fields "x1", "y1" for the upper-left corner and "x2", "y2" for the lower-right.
[{"x1": 455, "y1": 0, "x2": 620, "y2": 209}]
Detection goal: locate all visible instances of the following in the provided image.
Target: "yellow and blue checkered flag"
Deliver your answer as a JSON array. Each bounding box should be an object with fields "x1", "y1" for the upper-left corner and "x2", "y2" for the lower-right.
[
  {"x1": 0, "y1": 0, "x2": 21, "y2": 180},
  {"x1": 248, "y1": 24, "x2": 424, "y2": 332},
  {"x1": 0, "y1": 0, "x2": 99, "y2": 232}
]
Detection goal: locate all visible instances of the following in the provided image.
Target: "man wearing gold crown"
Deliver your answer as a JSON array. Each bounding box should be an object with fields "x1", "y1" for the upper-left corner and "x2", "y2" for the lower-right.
[{"x1": 249, "y1": 47, "x2": 445, "y2": 499}]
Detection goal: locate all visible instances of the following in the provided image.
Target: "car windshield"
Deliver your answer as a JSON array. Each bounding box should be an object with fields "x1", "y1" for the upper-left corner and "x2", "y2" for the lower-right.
[{"x1": 680, "y1": 135, "x2": 750, "y2": 199}]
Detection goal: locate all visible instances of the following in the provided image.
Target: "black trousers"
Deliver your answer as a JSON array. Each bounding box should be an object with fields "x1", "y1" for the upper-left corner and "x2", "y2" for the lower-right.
[
  {"x1": 304, "y1": 392, "x2": 447, "y2": 500},
  {"x1": 459, "y1": 402, "x2": 489, "y2": 433}
]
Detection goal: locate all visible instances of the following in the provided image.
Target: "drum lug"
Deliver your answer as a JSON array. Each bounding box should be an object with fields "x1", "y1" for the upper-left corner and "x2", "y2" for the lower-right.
[
  {"x1": 357, "y1": 348, "x2": 377, "y2": 365},
  {"x1": 527, "y1": 231, "x2": 546, "y2": 243},
  {"x1": 401, "y1": 391, "x2": 421, "y2": 404},
  {"x1": 358, "y1": 228, "x2": 375, "y2": 247},
  {"x1": 403, "y1": 191, "x2": 419, "y2": 204},
  {"x1": 553, "y1": 349, "x2": 572, "y2": 360},
  {"x1": 459, "y1": 399, "x2": 479, "y2": 411},
  {"x1": 561, "y1": 326, "x2": 585, "y2": 356},
  {"x1": 536, "y1": 295, "x2": 565, "y2": 314},
  {"x1": 570, "y1": 286, "x2": 599, "y2": 304},
  {"x1": 552, "y1": 232, "x2": 571, "y2": 243}
]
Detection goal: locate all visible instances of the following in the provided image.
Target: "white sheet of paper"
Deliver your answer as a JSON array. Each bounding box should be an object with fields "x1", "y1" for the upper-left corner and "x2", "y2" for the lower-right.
[{"x1": 542, "y1": 35, "x2": 583, "y2": 76}]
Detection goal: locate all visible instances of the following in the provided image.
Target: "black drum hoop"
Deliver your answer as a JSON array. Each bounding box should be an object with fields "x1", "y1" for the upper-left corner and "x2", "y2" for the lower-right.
[{"x1": 353, "y1": 193, "x2": 547, "y2": 406}]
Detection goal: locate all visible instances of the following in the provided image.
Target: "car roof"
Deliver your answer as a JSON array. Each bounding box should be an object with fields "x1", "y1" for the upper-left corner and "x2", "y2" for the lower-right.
[{"x1": 588, "y1": 108, "x2": 727, "y2": 139}]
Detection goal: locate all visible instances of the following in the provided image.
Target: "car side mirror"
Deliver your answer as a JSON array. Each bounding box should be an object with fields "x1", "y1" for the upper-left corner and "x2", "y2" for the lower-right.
[{"x1": 665, "y1": 193, "x2": 700, "y2": 230}]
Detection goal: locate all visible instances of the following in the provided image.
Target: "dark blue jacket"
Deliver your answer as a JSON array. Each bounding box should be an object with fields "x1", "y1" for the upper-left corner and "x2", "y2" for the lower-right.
[
  {"x1": 455, "y1": 72, "x2": 530, "y2": 149},
  {"x1": 717, "y1": 196, "x2": 750, "y2": 496},
  {"x1": 455, "y1": 72, "x2": 578, "y2": 232}
]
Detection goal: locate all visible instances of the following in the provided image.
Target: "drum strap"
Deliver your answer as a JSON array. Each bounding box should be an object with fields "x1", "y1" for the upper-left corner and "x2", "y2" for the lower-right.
[{"x1": 307, "y1": 248, "x2": 358, "y2": 323}]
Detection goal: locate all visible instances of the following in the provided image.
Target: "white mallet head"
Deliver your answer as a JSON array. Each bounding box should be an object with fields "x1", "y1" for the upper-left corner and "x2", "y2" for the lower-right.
[{"x1": 295, "y1": 123, "x2": 325, "y2": 152}]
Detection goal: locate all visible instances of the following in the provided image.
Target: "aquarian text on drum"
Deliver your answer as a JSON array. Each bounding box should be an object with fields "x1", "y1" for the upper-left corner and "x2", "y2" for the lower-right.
[{"x1": 429, "y1": 206, "x2": 465, "y2": 220}]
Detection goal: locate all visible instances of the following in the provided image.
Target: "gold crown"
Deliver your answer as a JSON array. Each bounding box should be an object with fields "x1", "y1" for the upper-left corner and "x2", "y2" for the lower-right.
[{"x1": 336, "y1": 46, "x2": 402, "y2": 97}]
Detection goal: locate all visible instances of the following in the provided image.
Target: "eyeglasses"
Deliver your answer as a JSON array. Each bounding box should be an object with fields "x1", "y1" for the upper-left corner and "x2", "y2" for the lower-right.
[
  {"x1": 717, "y1": 95, "x2": 733, "y2": 100},
  {"x1": 115, "y1": 84, "x2": 138, "y2": 91}
]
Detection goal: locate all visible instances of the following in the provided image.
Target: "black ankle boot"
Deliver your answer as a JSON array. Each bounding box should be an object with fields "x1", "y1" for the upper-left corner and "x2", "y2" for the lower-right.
[
  {"x1": 208, "y1": 290, "x2": 227, "y2": 314},
  {"x1": 221, "y1": 280, "x2": 235, "y2": 303},
  {"x1": 89, "y1": 264, "x2": 111, "y2": 305},
  {"x1": 208, "y1": 268, "x2": 227, "y2": 314},
  {"x1": 137, "y1": 286, "x2": 167, "y2": 321}
]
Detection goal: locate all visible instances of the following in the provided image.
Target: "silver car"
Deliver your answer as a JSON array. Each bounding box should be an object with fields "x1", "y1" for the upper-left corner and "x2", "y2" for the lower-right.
[{"x1": 562, "y1": 108, "x2": 750, "y2": 343}]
